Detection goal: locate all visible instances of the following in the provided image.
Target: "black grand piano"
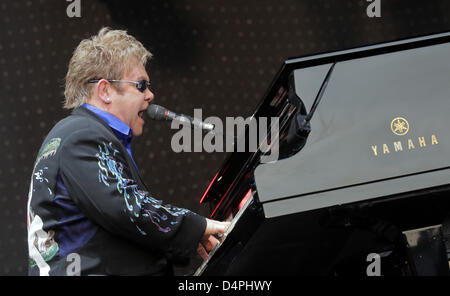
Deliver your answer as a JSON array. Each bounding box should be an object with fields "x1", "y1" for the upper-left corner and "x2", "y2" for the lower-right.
[{"x1": 194, "y1": 32, "x2": 450, "y2": 276}]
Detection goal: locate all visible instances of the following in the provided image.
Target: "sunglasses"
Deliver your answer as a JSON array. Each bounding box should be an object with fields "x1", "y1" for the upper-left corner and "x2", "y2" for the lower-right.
[{"x1": 88, "y1": 79, "x2": 151, "y2": 93}]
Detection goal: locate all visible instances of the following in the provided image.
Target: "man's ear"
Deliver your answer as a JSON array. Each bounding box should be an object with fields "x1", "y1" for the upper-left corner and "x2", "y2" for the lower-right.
[{"x1": 97, "y1": 79, "x2": 113, "y2": 104}]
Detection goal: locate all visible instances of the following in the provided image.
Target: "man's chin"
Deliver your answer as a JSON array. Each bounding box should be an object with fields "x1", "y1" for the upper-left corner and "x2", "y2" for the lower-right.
[
  {"x1": 131, "y1": 124, "x2": 144, "y2": 137},
  {"x1": 132, "y1": 129, "x2": 143, "y2": 137}
]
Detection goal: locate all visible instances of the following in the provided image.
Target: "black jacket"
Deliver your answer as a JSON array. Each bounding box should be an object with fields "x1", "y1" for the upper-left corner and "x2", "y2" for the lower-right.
[{"x1": 27, "y1": 107, "x2": 206, "y2": 275}]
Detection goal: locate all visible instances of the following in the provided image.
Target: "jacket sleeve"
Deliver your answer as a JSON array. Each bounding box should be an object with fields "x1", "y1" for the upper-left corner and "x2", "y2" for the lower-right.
[{"x1": 58, "y1": 128, "x2": 207, "y2": 258}]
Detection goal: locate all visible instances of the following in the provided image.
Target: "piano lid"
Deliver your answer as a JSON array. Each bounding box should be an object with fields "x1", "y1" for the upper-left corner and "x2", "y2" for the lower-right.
[
  {"x1": 200, "y1": 31, "x2": 450, "y2": 207},
  {"x1": 255, "y1": 32, "x2": 450, "y2": 217}
]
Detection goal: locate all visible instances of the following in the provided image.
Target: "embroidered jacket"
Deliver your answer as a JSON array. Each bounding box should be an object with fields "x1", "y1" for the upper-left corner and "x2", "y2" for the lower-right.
[{"x1": 27, "y1": 107, "x2": 207, "y2": 275}]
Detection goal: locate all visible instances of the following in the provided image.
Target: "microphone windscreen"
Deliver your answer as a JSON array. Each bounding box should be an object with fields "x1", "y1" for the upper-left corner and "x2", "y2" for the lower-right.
[{"x1": 147, "y1": 104, "x2": 167, "y2": 120}]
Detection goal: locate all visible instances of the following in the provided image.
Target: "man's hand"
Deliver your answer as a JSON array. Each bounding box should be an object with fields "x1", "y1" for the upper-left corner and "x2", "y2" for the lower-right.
[{"x1": 197, "y1": 219, "x2": 230, "y2": 260}]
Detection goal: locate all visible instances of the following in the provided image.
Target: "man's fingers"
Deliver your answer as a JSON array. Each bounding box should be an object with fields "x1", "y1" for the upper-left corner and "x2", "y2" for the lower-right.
[
  {"x1": 199, "y1": 219, "x2": 230, "y2": 261},
  {"x1": 197, "y1": 243, "x2": 208, "y2": 260},
  {"x1": 204, "y1": 219, "x2": 231, "y2": 236},
  {"x1": 201, "y1": 235, "x2": 219, "y2": 252}
]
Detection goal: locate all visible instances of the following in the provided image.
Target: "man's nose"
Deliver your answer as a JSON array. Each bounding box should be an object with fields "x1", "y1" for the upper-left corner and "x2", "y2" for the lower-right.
[{"x1": 144, "y1": 89, "x2": 154, "y2": 102}]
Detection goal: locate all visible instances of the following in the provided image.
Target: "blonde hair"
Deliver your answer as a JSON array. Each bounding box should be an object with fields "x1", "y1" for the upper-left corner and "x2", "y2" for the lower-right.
[{"x1": 64, "y1": 27, "x2": 152, "y2": 109}]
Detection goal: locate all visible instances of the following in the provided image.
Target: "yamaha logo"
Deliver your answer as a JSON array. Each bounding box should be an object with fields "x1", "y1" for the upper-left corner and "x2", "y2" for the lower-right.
[
  {"x1": 390, "y1": 117, "x2": 409, "y2": 136},
  {"x1": 370, "y1": 116, "x2": 438, "y2": 157}
]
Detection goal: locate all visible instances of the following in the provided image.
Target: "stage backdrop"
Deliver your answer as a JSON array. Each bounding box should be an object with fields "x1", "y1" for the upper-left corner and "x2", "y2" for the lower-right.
[{"x1": 0, "y1": 0, "x2": 448, "y2": 275}]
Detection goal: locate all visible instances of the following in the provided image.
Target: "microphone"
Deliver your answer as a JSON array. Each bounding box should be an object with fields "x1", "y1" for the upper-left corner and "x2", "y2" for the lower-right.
[{"x1": 147, "y1": 104, "x2": 215, "y2": 131}]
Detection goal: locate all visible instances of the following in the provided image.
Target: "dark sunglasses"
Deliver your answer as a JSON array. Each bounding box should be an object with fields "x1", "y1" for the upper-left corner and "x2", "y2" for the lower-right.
[{"x1": 87, "y1": 79, "x2": 151, "y2": 93}]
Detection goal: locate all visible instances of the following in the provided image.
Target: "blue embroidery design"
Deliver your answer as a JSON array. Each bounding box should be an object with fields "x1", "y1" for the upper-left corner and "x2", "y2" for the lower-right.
[{"x1": 95, "y1": 142, "x2": 190, "y2": 235}]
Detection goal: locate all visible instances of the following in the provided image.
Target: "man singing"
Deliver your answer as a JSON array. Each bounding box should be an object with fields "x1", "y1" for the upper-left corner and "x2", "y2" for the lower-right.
[{"x1": 27, "y1": 27, "x2": 228, "y2": 276}]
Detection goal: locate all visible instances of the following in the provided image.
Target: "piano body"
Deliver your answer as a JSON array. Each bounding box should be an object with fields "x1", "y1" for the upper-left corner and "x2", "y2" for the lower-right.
[{"x1": 196, "y1": 32, "x2": 450, "y2": 276}]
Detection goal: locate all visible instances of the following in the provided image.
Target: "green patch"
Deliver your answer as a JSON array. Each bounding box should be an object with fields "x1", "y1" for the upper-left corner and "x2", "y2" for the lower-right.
[
  {"x1": 34, "y1": 138, "x2": 61, "y2": 168},
  {"x1": 29, "y1": 242, "x2": 59, "y2": 268}
]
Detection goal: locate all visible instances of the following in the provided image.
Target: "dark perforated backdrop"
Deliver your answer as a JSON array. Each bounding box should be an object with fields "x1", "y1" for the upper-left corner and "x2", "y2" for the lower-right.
[{"x1": 0, "y1": 0, "x2": 448, "y2": 275}]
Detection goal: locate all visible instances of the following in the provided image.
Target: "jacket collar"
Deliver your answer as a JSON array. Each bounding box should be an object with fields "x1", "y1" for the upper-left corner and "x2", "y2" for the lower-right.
[{"x1": 70, "y1": 107, "x2": 150, "y2": 193}]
